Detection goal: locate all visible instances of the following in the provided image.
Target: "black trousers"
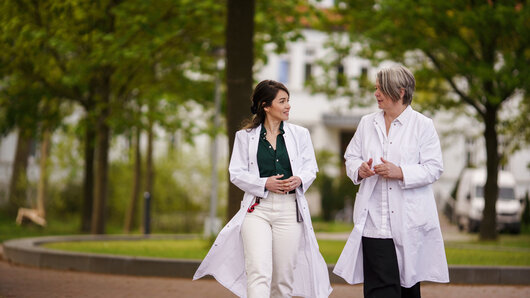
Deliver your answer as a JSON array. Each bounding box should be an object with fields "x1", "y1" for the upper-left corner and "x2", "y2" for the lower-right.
[{"x1": 362, "y1": 237, "x2": 421, "y2": 298}]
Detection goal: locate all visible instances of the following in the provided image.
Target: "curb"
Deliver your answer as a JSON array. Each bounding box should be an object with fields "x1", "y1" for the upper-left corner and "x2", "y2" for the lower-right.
[{"x1": 3, "y1": 235, "x2": 530, "y2": 285}]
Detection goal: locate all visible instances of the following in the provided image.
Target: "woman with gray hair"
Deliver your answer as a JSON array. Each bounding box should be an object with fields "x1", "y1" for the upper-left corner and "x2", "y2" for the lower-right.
[{"x1": 333, "y1": 65, "x2": 449, "y2": 297}]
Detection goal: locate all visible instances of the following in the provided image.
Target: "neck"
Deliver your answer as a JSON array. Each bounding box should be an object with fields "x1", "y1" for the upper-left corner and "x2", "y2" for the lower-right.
[
  {"x1": 264, "y1": 118, "x2": 281, "y2": 134},
  {"x1": 384, "y1": 104, "x2": 407, "y2": 121}
]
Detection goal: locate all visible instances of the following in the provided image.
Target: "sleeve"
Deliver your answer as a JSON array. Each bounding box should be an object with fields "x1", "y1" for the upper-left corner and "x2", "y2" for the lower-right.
[
  {"x1": 228, "y1": 130, "x2": 268, "y2": 198},
  {"x1": 297, "y1": 128, "x2": 318, "y2": 193},
  {"x1": 345, "y1": 117, "x2": 365, "y2": 185},
  {"x1": 399, "y1": 118, "x2": 444, "y2": 189}
]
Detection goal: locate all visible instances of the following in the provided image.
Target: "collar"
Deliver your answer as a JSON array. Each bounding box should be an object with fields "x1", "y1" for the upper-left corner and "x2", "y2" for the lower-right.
[
  {"x1": 376, "y1": 105, "x2": 413, "y2": 125},
  {"x1": 260, "y1": 121, "x2": 285, "y2": 138},
  {"x1": 395, "y1": 105, "x2": 413, "y2": 125}
]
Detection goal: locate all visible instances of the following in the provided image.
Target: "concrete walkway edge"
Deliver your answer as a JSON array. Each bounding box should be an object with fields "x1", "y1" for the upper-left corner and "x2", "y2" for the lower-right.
[{"x1": 3, "y1": 235, "x2": 530, "y2": 285}]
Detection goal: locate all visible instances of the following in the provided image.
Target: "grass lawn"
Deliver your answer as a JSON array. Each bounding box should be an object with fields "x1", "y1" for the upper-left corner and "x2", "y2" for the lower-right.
[
  {"x1": 45, "y1": 238, "x2": 210, "y2": 260},
  {"x1": 4, "y1": 213, "x2": 530, "y2": 266},
  {"x1": 43, "y1": 236, "x2": 530, "y2": 266},
  {"x1": 0, "y1": 213, "x2": 141, "y2": 243}
]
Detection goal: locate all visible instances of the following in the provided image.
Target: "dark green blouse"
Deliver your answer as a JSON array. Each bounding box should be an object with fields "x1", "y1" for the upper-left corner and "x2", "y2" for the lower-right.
[{"x1": 257, "y1": 122, "x2": 293, "y2": 180}]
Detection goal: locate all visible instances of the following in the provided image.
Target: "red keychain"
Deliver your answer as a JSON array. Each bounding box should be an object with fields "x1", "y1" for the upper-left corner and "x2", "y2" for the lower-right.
[{"x1": 247, "y1": 197, "x2": 261, "y2": 213}]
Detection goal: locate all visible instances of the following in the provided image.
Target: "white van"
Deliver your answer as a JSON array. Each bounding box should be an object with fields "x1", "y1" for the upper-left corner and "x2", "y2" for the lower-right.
[{"x1": 454, "y1": 168, "x2": 522, "y2": 234}]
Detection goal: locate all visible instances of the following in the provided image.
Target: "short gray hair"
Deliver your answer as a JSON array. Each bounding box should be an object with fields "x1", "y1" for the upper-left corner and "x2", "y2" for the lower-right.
[{"x1": 376, "y1": 65, "x2": 415, "y2": 105}]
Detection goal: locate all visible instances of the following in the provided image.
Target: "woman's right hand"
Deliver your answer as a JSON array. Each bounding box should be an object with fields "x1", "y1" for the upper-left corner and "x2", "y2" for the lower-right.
[
  {"x1": 358, "y1": 158, "x2": 375, "y2": 180},
  {"x1": 265, "y1": 174, "x2": 287, "y2": 194}
]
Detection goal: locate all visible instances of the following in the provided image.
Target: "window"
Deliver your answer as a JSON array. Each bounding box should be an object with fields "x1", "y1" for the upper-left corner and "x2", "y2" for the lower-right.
[
  {"x1": 304, "y1": 63, "x2": 312, "y2": 83},
  {"x1": 475, "y1": 186, "x2": 515, "y2": 200},
  {"x1": 279, "y1": 59, "x2": 290, "y2": 84},
  {"x1": 359, "y1": 66, "x2": 368, "y2": 88},
  {"x1": 465, "y1": 137, "x2": 475, "y2": 167},
  {"x1": 337, "y1": 63, "x2": 345, "y2": 86}
]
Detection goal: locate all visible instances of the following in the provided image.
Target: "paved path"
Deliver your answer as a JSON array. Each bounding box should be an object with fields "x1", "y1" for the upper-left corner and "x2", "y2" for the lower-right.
[
  {"x1": 2, "y1": 215, "x2": 528, "y2": 297},
  {"x1": 1, "y1": 258, "x2": 530, "y2": 298}
]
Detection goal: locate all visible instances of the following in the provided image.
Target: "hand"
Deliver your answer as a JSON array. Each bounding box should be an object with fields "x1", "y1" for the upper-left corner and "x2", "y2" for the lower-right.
[
  {"x1": 284, "y1": 176, "x2": 302, "y2": 193},
  {"x1": 373, "y1": 158, "x2": 403, "y2": 180},
  {"x1": 265, "y1": 174, "x2": 287, "y2": 194},
  {"x1": 358, "y1": 158, "x2": 375, "y2": 180}
]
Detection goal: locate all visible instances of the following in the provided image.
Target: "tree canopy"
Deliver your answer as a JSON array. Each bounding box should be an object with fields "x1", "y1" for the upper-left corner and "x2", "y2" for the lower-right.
[{"x1": 323, "y1": 0, "x2": 530, "y2": 240}]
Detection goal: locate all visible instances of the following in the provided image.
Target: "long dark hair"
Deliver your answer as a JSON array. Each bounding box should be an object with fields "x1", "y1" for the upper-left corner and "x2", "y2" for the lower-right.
[{"x1": 241, "y1": 80, "x2": 290, "y2": 130}]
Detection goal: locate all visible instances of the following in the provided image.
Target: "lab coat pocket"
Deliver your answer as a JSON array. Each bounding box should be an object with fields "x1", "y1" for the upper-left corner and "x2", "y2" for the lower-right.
[
  {"x1": 405, "y1": 194, "x2": 428, "y2": 229},
  {"x1": 353, "y1": 193, "x2": 365, "y2": 225}
]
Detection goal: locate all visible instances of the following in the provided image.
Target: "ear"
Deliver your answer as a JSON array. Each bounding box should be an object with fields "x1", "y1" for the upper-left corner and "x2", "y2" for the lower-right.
[{"x1": 400, "y1": 88, "x2": 405, "y2": 99}]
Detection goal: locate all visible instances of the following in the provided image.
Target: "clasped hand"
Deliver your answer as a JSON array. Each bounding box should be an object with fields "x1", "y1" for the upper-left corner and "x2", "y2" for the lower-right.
[
  {"x1": 266, "y1": 174, "x2": 301, "y2": 194},
  {"x1": 358, "y1": 157, "x2": 403, "y2": 180}
]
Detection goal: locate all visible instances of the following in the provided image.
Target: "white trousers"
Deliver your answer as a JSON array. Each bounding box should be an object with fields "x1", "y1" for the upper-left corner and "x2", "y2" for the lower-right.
[{"x1": 240, "y1": 192, "x2": 303, "y2": 298}]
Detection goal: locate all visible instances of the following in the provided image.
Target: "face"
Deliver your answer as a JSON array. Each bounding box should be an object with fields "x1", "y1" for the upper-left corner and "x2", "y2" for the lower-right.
[
  {"x1": 374, "y1": 81, "x2": 402, "y2": 111},
  {"x1": 264, "y1": 90, "x2": 290, "y2": 122}
]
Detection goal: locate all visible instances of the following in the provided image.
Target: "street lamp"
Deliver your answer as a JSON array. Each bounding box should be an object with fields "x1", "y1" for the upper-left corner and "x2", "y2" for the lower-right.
[{"x1": 205, "y1": 48, "x2": 225, "y2": 237}]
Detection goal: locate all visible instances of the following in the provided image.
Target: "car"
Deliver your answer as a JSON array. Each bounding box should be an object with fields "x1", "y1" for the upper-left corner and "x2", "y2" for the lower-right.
[{"x1": 453, "y1": 168, "x2": 522, "y2": 234}]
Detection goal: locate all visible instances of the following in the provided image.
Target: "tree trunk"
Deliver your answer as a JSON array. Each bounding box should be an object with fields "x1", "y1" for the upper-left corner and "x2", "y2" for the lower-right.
[
  {"x1": 81, "y1": 121, "x2": 96, "y2": 232},
  {"x1": 36, "y1": 129, "x2": 51, "y2": 218},
  {"x1": 8, "y1": 130, "x2": 32, "y2": 216},
  {"x1": 225, "y1": 0, "x2": 255, "y2": 220},
  {"x1": 479, "y1": 105, "x2": 499, "y2": 240},
  {"x1": 91, "y1": 75, "x2": 111, "y2": 234},
  {"x1": 124, "y1": 127, "x2": 142, "y2": 233}
]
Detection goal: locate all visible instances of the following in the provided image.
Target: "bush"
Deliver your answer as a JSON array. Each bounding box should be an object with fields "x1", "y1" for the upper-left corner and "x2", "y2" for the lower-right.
[{"x1": 314, "y1": 150, "x2": 358, "y2": 222}]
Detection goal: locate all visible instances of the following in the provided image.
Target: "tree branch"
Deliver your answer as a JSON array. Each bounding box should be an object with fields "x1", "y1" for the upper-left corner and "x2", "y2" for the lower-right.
[{"x1": 424, "y1": 50, "x2": 486, "y2": 118}]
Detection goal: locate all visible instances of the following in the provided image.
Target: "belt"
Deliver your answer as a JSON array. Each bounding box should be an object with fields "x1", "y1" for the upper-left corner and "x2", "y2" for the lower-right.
[
  {"x1": 247, "y1": 192, "x2": 303, "y2": 223},
  {"x1": 246, "y1": 190, "x2": 295, "y2": 213}
]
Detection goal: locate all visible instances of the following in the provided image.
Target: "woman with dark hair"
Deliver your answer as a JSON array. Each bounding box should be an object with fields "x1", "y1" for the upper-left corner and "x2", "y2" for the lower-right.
[
  {"x1": 194, "y1": 80, "x2": 332, "y2": 298},
  {"x1": 333, "y1": 65, "x2": 449, "y2": 297}
]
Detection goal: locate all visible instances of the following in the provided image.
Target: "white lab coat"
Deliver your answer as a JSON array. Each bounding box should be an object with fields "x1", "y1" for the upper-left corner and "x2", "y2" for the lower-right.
[
  {"x1": 333, "y1": 106, "x2": 449, "y2": 288},
  {"x1": 194, "y1": 122, "x2": 333, "y2": 298}
]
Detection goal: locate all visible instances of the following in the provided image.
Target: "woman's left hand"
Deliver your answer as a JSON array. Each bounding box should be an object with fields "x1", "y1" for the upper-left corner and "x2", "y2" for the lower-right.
[
  {"x1": 284, "y1": 176, "x2": 302, "y2": 193},
  {"x1": 374, "y1": 158, "x2": 403, "y2": 180}
]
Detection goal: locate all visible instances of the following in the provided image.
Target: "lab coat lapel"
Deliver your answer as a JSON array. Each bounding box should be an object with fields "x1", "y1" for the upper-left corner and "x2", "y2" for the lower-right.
[
  {"x1": 248, "y1": 125, "x2": 261, "y2": 171},
  {"x1": 373, "y1": 112, "x2": 386, "y2": 146},
  {"x1": 283, "y1": 123, "x2": 299, "y2": 173}
]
